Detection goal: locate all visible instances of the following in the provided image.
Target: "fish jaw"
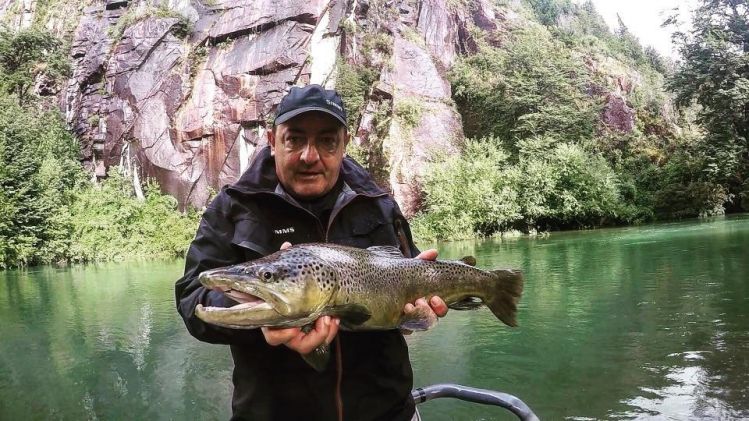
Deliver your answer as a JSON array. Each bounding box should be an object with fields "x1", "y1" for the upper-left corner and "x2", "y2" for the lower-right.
[
  {"x1": 198, "y1": 267, "x2": 294, "y2": 314},
  {"x1": 195, "y1": 268, "x2": 298, "y2": 328},
  {"x1": 195, "y1": 265, "x2": 333, "y2": 328}
]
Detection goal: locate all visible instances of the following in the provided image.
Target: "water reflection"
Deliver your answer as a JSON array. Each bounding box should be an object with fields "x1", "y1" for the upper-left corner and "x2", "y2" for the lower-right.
[
  {"x1": 0, "y1": 261, "x2": 234, "y2": 420},
  {"x1": 1, "y1": 215, "x2": 748, "y2": 420},
  {"x1": 414, "y1": 215, "x2": 749, "y2": 420}
]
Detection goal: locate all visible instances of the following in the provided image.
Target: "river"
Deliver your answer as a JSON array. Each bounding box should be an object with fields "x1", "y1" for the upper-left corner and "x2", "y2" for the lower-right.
[{"x1": 1, "y1": 215, "x2": 748, "y2": 420}]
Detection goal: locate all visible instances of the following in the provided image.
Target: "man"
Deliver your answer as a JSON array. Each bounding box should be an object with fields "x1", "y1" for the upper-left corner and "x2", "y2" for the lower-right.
[{"x1": 175, "y1": 84, "x2": 446, "y2": 421}]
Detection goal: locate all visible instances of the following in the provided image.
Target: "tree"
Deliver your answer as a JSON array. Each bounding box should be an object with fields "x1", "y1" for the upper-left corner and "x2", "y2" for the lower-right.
[
  {"x1": 668, "y1": 0, "x2": 749, "y2": 210},
  {"x1": 0, "y1": 26, "x2": 64, "y2": 106}
]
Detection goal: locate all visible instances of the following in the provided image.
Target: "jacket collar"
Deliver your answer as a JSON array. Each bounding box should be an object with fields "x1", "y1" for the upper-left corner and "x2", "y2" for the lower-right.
[{"x1": 227, "y1": 146, "x2": 388, "y2": 197}]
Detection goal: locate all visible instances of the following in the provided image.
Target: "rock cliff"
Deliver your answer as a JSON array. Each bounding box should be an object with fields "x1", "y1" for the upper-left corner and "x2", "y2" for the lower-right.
[
  {"x1": 0, "y1": 0, "x2": 662, "y2": 216},
  {"x1": 54, "y1": 0, "x2": 480, "y2": 213}
]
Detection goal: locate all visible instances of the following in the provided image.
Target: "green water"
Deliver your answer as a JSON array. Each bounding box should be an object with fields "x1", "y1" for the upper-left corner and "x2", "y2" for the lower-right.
[{"x1": 1, "y1": 216, "x2": 748, "y2": 420}]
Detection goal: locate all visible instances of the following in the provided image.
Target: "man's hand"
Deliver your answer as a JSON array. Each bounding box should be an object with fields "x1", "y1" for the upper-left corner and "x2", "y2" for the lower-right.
[
  {"x1": 261, "y1": 241, "x2": 340, "y2": 354},
  {"x1": 402, "y1": 249, "x2": 448, "y2": 334},
  {"x1": 261, "y1": 315, "x2": 339, "y2": 354}
]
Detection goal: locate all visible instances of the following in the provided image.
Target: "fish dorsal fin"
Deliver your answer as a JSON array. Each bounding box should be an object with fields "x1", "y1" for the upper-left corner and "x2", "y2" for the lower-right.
[
  {"x1": 366, "y1": 245, "x2": 405, "y2": 258},
  {"x1": 460, "y1": 256, "x2": 477, "y2": 266}
]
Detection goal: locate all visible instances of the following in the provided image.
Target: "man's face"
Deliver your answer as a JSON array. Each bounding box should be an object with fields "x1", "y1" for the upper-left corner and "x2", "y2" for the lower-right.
[{"x1": 268, "y1": 111, "x2": 348, "y2": 200}]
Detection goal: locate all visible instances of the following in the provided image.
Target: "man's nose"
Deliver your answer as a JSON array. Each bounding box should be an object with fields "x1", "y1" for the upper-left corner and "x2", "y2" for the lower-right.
[{"x1": 300, "y1": 140, "x2": 320, "y2": 163}]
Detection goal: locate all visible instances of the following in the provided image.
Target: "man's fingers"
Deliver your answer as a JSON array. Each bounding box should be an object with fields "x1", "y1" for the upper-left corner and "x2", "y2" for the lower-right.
[
  {"x1": 430, "y1": 296, "x2": 448, "y2": 317},
  {"x1": 415, "y1": 249, "x2": 438, "y2": 261},
  {"x1": 325, "y1": 318, "x2": 340, "y2": 345},
  {"x1": 287, "y1": 316, "x2": 330, "y2": 354},
  {"x1": 280, "y1": 242, "x2": 292, "y2": 250},
  {"x1": 401, "y1": 296, "x2": 448, "y2": 322},
  {"x1": 262, "y1": 326, "x2": 300, "y2": 346}
]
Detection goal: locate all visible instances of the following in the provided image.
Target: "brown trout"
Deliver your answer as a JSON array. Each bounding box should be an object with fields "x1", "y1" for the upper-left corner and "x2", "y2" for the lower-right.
[
  {"x1": 195, "y1": 243, "x2": 523, "y2": 370},
  {"x1": 195, "y1": 243, "x2": 523, "y2": 334}
]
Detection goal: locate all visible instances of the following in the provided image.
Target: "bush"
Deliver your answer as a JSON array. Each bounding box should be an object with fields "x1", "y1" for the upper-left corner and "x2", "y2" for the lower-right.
[
  {"x1": 335, "y1": 58, "x2": 378, "y2": 135},
  {"x1": 68, "y1": 171, "x2": 200, "y2": 263},
  {"x1": 0, "y1": 96, "x2": 84, "y2": 268},
  {"x1": 412, "y1": 137, "x2": 630, "y2": 240},
  {"x1": 412, "y1": 138, "x2": 522, "y2": 240},
  {"x1": 0, "y1": 94, "x2": 199, "y2": 268}
]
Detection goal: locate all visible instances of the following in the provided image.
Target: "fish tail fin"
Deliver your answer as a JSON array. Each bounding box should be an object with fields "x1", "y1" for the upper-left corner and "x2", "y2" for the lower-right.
[{"x1": 486, "y1": 269, "x2": 523, "y2": 327}]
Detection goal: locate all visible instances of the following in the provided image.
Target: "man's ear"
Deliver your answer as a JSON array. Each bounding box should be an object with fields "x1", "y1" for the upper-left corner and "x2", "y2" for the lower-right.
[{"x1": 267, "y1": 126, "x2": 276, "y2": 156}]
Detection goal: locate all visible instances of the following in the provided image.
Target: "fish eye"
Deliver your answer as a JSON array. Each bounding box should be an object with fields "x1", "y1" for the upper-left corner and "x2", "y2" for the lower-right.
[{"x1": 260, "y1": 270, "x2": 274, "y2": 282}]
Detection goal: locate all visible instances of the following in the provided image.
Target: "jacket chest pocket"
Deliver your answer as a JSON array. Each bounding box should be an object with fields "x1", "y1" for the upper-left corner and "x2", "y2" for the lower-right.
[
  {"x1": 330, "y1": 214, "x2": 398, "y2": 249},
  {"x1": 231, "y1": 218, "x2": 273, "y2": 259}
]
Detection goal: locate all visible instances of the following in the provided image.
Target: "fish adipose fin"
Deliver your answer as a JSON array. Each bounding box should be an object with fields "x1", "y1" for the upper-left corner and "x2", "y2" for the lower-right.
[
  {"x1": 399, "y1": 304, "x2": 439, "y2": 331},
  {"x1": 486, "y1": 269, "x2": 524, "y2": 327},
  {"x1": 366, "y1": 245, "x2": 406, "y2": 258},
  {"x1": 302, "y1": 343, "x2": 331, "y2": 372}
]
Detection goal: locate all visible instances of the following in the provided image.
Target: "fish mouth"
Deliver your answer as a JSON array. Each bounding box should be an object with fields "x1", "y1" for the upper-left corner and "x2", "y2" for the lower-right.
[
  {"x1": 202, "y1": 284, "x2": 273, "y2": 311},
  {"x1": 195, "y1": 270, "x2": 293, "y2": 328}
]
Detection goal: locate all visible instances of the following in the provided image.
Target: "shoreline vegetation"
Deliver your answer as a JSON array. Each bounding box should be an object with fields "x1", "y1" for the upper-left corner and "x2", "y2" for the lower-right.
[
  {"x1": 408, "y1": 0, "x2": 748, "y2": 241},
  {"x1": 1, "y1": 0, "x2": 747, "y2": 268}
]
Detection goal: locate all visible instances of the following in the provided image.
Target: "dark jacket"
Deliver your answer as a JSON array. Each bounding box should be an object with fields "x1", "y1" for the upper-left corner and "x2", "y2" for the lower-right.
[{"x1": 175, "y1": 146, "x2": 419, "y2": 421}]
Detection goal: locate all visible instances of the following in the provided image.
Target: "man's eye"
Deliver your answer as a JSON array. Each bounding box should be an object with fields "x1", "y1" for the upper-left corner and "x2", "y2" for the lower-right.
[
  {"x1": 320, "y1": 137, "x2": 339, "y2": 152},
  {"x1": 286, "y1": 136, "x2": 306, "y2": 149}
]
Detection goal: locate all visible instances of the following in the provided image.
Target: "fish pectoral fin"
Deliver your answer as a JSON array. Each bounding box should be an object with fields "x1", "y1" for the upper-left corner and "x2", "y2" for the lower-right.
[
  {"x1": 366, "y1": 245, "x2": 406, "y2": 258},
  {"x1": 327, "y1": 304, "x2": 372, "y2": 326},
  {"x1": 399, "y1": 305, "x2": 439, "y2": 331},
  {"x1": 302, "y1": 343, "x2": 331, "y2": 372}
]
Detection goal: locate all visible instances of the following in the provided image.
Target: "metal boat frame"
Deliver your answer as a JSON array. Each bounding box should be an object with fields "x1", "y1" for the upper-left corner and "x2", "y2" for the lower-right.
[{"x1": 412, "y1": 384, "x2": 540, "y2": 421}]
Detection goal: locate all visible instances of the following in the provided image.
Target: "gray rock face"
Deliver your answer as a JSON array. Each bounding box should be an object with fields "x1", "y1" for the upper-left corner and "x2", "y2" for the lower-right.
[
  {"x1": 207, "y1": 0, "x2": 326, "y2": 40},
  {"x1": 60, "y1": 0, "x2": 475, "y2": 213},
  {"x1": 382, "y1": 34, "x2": 462, "y2": 217},
  {"x1": 602, "y1": 93, "x2": 635, "y2": 133}
]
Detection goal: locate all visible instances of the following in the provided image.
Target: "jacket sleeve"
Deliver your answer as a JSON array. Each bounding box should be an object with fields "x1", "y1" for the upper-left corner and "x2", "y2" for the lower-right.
[{"x1": 174, "y1": 194, "x2": 263, "y2": 346}]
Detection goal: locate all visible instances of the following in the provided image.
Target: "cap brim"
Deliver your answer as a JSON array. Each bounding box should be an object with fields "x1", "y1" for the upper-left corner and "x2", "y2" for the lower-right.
[{"x1": 274, "y1": 106, "x2": 347, "y2": 127}]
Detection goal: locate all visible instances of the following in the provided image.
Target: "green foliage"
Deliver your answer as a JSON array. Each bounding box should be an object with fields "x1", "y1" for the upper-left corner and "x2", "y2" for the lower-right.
[
  {"x1": 68, "y1": 171, "x2": 200, "y2": 263},
  {"x1": 451, "y1": 25, "x2": 600, "y2": 143},
  {"x1": 393, "y1": 98, "x2": 423, "y2": 129},
  {"x1": 0, "y1": 26, "x2": 67, "y2": 105},
  {"x1": 516, "y1": 137, "x2": 624, "y2": 227},
  {"x1": 412, "y1": 138, "x2": 629, "y2": 240},
  {"x1": 526, "y1": 0, "x2": 575, "y2": 27},
  {"x1": 0, "y1": 96, "x2": 85, "y2": 268},
  {"x1": 668, "y1": 0, "x2": 749, "y2": 209},
  {"x1": 412, "y1": 139, "x2": 521, "y2": 240},
  {"x1": 335, "y1": 58, "x2": 378, "y2": 135},
  {"x1": 0, "y1": 89, "x2": 200, "y2": 269},
  {"x1": 361, "y1": 31, "x2": 393, "y2": 56},
  {"x1": 109, "y1": 3, "x2": 192, "y2": 42}
]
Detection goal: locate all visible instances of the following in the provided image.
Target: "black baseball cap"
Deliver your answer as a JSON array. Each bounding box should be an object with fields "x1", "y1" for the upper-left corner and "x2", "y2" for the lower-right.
[{"x1": 274, "y1": 84, "x2": 347, "y2": 127}]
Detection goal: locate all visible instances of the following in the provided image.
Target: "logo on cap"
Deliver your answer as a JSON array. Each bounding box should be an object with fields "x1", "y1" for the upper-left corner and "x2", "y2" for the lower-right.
[{"x1": 326, "y1": 99, "x2": 343, "y2": 111}]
